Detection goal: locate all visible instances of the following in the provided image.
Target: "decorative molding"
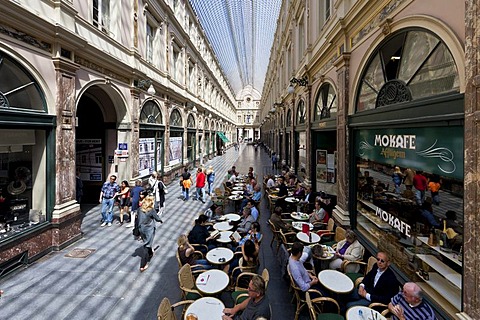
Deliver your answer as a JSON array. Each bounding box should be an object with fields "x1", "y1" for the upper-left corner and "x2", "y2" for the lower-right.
[
  {"x1": 0, "y1": 24, "x2": 51, "y2": 52},
  {"x1": 74, "y1": 56, "x2": 129, "y2": 84},
  {"x1": 351, "y1": 0, "x2": 406, "y2": 47}
]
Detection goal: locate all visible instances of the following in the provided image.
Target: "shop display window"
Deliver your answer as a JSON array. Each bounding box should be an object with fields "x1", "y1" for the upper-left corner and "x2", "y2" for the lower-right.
[
  {"x1": 0, "y1": 129, "x2": 46, "y2": 240},
  {"x1": 354, "y1": 127, "x2": 463, "y2": 318}
]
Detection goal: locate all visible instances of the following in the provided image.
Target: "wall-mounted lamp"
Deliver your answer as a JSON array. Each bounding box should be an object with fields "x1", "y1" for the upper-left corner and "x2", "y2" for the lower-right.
[
  {"x1": 208, "y1": 113, "x2": 212, "y2": 118},
  {"x1": 192, "y1": 106, "x2": 198, "y2": 113},
  {"x1": 269, "y1": 107, "x2": 276, "y2": 114},
  {"x1": 273, "y1": 102, "x2": 284, "y2": 107},
  {"x1": 288, "y1": 76, "x2": 308, "y2": 93},
  {"x1": 135, "y1": 79, "x2": 156, "y2": 95}
]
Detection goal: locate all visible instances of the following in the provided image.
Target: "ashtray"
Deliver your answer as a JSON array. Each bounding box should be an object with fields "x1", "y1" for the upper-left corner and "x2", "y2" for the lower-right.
[{"x1": 218, "y1": 257, "x2": 226, "y2": 262}]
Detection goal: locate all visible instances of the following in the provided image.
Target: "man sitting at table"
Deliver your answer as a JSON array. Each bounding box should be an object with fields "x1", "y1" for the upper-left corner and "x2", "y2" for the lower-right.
[
  {"x1": 187, "y1": 214, "x2": 217, "y2": 252},
  {"x1": 222, "y1": 275, "x2": 271, "y2": 320},
  {"x1": 288, "y1": 242, "x2": 324, "y2": 297},
  {"x1": 299, "y1": 184, "x2": 317, "y2": 212},
  {"x1": 270, "y1": 206, "x2": 293, "y2": 233},
  {"x1": 346, "y1": 251, "x2": 399, "y2": 308},
  {"x1": 236, "y1": 207, "x2": 255, "y2": 234},
  {"x1": 244, "y1": 200, "x2": 259, "y2": 221},
  {"x1": 265, "y1": 175, "x2": 275, "y2": 189},
  {"x1": 388, "y1": 282, "x2": 436, "y2": 320},
  {"x1": 204, "y1": 204, "x2": 224, "y2": 222},
  {"x1": 241, "y1": 185, "x2": 261, "y2": 209}
]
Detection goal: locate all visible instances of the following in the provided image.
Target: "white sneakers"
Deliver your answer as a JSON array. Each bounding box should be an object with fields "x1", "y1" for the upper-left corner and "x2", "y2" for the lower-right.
[{"x1": 101, "y1": 222, "x2": 107, "y2": 227}]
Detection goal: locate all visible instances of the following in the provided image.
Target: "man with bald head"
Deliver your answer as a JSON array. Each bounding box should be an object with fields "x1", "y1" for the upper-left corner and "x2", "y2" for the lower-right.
[
  {"x1": 346, "y1": 251, "x2": 399, "y2": 308},
  {"x1": 388, "y1": 282, "x2": 436, "y2": 320}
]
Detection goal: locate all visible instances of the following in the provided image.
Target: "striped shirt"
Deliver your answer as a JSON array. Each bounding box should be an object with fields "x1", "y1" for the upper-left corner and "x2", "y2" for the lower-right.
[{"x1": 391, "y1": 292, "x2": 436, "y2": 320}]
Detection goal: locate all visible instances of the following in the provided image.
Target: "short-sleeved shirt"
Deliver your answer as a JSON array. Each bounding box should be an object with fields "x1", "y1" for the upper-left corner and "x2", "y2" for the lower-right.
[
  {"x1": 196, "y1": 172, "x2": 206, "y2": 187},
  {"x1": 390, "y1": 292, "x2": 436, "y2": 320},
  {"x1": 235, "y1": 296, "x2": 271, "y2": 320},
  {"x1": 101, "y1": 181, "x2": 120, "y2": 199}
]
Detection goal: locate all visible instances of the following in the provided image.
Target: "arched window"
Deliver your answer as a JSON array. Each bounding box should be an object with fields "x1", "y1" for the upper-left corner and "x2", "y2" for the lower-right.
[
  {"x1": 314, "y1": 83, "x2": 337, "y2": 120},
  {"x1": 169, "y1": 109, "x2": 182, "y2": 126},
  {"x1": 204, "y1": 119, "x2": 209, "y2": 130},
  {"x1": 187, "y1": 114, "x2": 195, "y2": 128},
  {"x1": 356, "y1": 29, "x2": 459, "y2": 112},
  {"x1": 296, "y1": 100, "x2": 306, "y2": 125},
  {"x1": 286, "y1": 109, "x2": 292, "y2": 127},
  {"x1": 140, "y1": 101, "x2": 162, "y2": 124},
  {"x1": 0, "y1": 52, "x2": 46, "y2": 111}
]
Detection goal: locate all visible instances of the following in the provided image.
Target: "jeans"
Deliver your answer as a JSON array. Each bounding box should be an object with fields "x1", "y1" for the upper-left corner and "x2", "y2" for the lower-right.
[
  {"x1": 101, "y1": 198, "x2": 115, "y2": 223},
  {"x1": 183, "y1": 188, "x2": 190, "y2": 200},
  {"x1": 415, "y1": 189, "x2": 425, "y2": 205},
  {"x1": 208, "y1": 182, "x2": 214, "y2": 194},
  {"x1": 196, "y1": 187, "x2": 204, "y2": 202}
]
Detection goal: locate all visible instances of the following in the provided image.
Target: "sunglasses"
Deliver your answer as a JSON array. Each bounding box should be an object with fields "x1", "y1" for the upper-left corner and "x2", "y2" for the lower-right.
[{"x1": 377, "y1": 258, "x2": 387, "y2": 263}]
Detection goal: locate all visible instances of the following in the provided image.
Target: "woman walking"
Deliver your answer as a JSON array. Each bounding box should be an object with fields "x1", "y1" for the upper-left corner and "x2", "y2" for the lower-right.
[
  {"x1": 206, "y1": 166, "x2": 215, "y2": 195},
  {"x1": 153, "y1": 175, "x2": 167, "y2": 215},
  {"x1": 137, "y1": 195, "x2": 163, "y2": 272},
  {"x1": 117, "y1": 180, "x2": 131, "y2": 225}
]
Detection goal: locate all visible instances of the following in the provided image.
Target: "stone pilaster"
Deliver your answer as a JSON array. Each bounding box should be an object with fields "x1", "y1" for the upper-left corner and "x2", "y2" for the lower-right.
[
  {"x1": 462, "y1": 1, "x2": 480, "y2": 318},
  {"x1": 305, "y1": 85, "x2": 312, "y2": 178},
  {"x1": 51, "y1": 57, "x2": 82, "y2": 247},
  {"x1": 130, "y1": 89, "x2": 140, "y2": 178},
  {"x1": 332, "y1": 53, "x2": 351, "y2": 227}
]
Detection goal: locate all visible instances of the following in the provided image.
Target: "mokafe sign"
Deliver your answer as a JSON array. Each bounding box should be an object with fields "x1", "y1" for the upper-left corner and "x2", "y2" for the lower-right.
[
  {"x1": 355, "y1": 126, "x2": 463, "y2": 180},
  {"x1": 375, "y1": 206, "x2": 411, "y2": 237}
]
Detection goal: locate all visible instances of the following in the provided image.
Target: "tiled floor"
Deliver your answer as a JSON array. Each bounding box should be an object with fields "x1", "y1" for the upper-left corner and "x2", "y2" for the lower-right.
[{"x1": 0, "y1": 144, "x2": 299, "y2": 320}]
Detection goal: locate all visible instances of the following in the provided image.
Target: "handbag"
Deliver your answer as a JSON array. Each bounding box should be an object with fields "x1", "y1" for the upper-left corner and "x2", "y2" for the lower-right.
[
  {"x1": 162, "y1": 181, "x2": 169, "y2": 194},
  {"x1": 132, "y1": 224, "x2": 140, "y2": 237}
]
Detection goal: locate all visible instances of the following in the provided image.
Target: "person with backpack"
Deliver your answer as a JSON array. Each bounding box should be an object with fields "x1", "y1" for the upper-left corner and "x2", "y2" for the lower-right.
[{"x1": 206, "y1": 166, "x2": 215, "y2": 195}]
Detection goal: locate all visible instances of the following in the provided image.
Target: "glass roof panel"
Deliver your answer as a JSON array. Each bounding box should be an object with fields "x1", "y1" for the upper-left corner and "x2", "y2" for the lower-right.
[{"x1": 189, "y1": 0, "x2": 281, "y2": 95}]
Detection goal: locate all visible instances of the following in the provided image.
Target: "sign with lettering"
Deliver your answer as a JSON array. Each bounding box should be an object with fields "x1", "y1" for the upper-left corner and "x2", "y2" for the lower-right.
[
  {"x1": 355, "y1": 126, "x2": 463, "y2": 180},
  {"x1": 375, "y1": 206, "x2": 411, "y2": 237}
]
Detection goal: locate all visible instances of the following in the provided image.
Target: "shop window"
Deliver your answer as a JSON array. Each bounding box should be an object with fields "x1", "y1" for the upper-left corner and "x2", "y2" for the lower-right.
[
  {"x1": 354, "y1": 127, "x2": 463, "y2": 317},
  {"x1": 356, "y1": 29, "x2": 459, "y2": 112},
  {"x1": 314, "y1": 83, "x2": 337, "y2": 121},
  {"x1": 139, "y1": 102, "x2": 163, "y2": 177},
  {"x1": 286, "y1": 109, "x2": 292, "y2": 127},
  {"x1": 296, "y1": 100, "x2": 306, "y2": 124},
  {"x1": 0, "y1": 53, "x2": 46, "y2": 112},
  {"x1": 0, "y1": 129, "x2": 47, "y2": 238}
]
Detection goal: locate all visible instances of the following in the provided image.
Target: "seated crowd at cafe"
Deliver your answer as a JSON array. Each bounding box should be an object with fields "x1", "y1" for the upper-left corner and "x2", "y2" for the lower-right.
[{"x1": 166, "y1": 165, "x2": 437, "y2": 320}]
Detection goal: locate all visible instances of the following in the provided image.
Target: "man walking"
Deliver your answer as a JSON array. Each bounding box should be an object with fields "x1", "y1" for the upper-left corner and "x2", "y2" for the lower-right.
[
  {"x1": 195, "y1": 167, "x2": 206, "y2": 203},
  {"x1": 99, "y1": 174, "x2": 120, "y2": 227}
]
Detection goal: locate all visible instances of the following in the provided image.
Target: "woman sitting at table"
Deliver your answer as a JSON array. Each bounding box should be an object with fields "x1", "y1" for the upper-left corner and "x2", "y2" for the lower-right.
[
  {"x1": 293, "y1": 182, "x2": 305, "y2": 198},
  {"x1": 233, "y1": 222, "x2": 262, "y2": 250},
  {"x1": 309, "y1": 200, "x2": 330, "y2": 226},
  {"x1": 329, "y1": 230, "x2": 365, "y2": 273},
  {"x1": 236, "y1": 207, "x2": 255, "y2": 234},
  {"x1": 224, "y1": 239, "x2": 259, "y2": 278},
  {"x1": 177, "y1": 234, "x2": 212, "y2": 270},
  {"x1": 187, "y1": 214, "x2": 217, "y2": 253}
]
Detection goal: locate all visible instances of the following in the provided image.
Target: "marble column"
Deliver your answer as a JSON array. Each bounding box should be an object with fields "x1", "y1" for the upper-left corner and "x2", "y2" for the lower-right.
[
  {"x1": 130, "y1": 89, "x2": 140, "y2": 179},
  {"x1": 51, "y1": 57, "x2": 82, "y2": 247},
  {"x1": 332, "y1": 53, "x2": 351, "y2": 227},
  {"x1": 461, "y1": 1, "x2": 480, "y2": 319},
  {"x1": 305, "y1": 85, "x2": 312, "y2": 179}
]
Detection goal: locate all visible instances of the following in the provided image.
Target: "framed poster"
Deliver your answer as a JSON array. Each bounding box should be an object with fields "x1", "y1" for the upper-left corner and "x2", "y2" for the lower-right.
[
  {"x1": 316, "y1": 150, "x2": 327, "y2": 183},
  {"x1": 139, "y1": 137, "x2": 155, "y2": 177},
  {"x1": 169, "y1": 136, "x2": 183, "y2": 166}
]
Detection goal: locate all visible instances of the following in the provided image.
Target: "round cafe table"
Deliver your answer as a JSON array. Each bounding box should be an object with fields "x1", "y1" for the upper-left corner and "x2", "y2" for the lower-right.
[
  {"x1": 292, "y1": 221, "x2": 313, "y2": 231},
  {"x1": 184, "y1": 297, "x2": 225, "y2": 320},
  {"x1": 224, "y1": 213, "x2": 241, "y2": 222},
  {"x1": 285, "y1": 197, "x2": 300, "y2": 203},
  {"x1": 346, "y1": 306, "x2": 387, "y2": 320},
  {"x1": 213, "y1": 221, "x2": 233, "y2": 231},
  {"x1": 318, "y1": 269, "x2": 354, "y2": 294},
  {"x1": 231, "y1": 190, "x2": 244, "y2": 195},
  {"x1": 216, "y1": 231, "x2": 233, "y2": 243},
  {"x1": 195, "y1": 269, "x2": 230, "y2": 295},
  {"x1": 290, "y1": 212, "x2": 310, "y2": 221},
  {"x1": 296, "y1": 231, "x2": 320, "y2": 244},
  {"x1": 206, "y1": 247, "x2": 234, "y2": 265},
  {"x1": 232, "y1": 186, "x2": 244, "y2": 191}
]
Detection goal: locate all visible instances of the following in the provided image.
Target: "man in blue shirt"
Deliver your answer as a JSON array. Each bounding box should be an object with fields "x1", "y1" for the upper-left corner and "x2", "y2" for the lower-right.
[
  {"x1": 99, "y1": 174, "x2": 120, "y2": 227},
  {"x1": 246, "y1": 200, "x2": 259, "y2": 221},
  {"x1": 388, "y1": 282, "x2": 436, "y2": 320}
]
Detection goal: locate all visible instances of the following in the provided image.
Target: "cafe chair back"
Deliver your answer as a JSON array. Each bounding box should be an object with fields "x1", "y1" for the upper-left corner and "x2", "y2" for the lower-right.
[
  {"x1": 369, "y1": 302, "x2": 393, "y2": 317},
  {"x1": 178, "y1": 264, "x2": 204, "y2": 300},
  {"x1": 320, "y1": 226, "x2": 346, "y2": 247},
  {"x1": 352, "y1": 256, "x2": 378, "y2": 287},
  {"x1": 315, "y1": 218, "x2": 335, "y2": 235},
  {"x1": 157, "y1": 297, "x2": 194, "y2": 320},
  {"x1": 232, "y1": 268, "x2": 270, "y2": 304},
  {"x1": 305, "y1": 291, "x2": 344, "y2": 320},
  {"x1": 175, "y1": 250, "x2": 206, "y2": 273},
  {"x1": 279, "y1": 229, "x2": 297, "y2": 250},
  {"x1": 267, "y1": 219, "x2": 282, "y2": 253},
  {"x1": 287, "y1": 264, "x2": 323, "y2": 320}
]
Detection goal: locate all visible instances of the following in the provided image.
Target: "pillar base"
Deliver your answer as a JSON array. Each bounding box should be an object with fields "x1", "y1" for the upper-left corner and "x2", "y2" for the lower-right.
[{"x1": 332, "y1": 205, "x2": 350, "y2": 227}]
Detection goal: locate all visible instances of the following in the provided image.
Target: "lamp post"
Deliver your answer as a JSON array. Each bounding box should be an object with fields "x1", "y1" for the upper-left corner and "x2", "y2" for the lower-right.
[{"x1": 288, "y1": 76, "x2": 308, "y2": 93}]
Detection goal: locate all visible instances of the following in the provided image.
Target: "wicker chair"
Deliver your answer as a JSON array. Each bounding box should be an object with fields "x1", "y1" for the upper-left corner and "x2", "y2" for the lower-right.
[
  {"x1": 287, "y1": 265, "x2": 323, "y2": 320},
  {"x1": 321, "y1": 226, "x2": 346, "y2": 247},
  {"x1": 157, "y1": 297, "x2": 193, "y2": 320},
  {"x1": 178, "y1": 264, "x2": 204, "y2": 300},
  {"x1": 175, "y1": 249, "x2": 207, "y2": 273},
  {"x1": 343, "y1": 256, "x2": 377, "y2": 287},
  {"x1": 232, "y1": 268, "x2": 270, "y2": 305},
  {"x1": 305, "y1": 291, "x2": 344, "y2": 320}
]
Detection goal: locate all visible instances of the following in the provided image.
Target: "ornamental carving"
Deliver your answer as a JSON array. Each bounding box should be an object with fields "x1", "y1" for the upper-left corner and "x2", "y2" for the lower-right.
[
  {"x1": 376, "y1": 80, "x2": 412, "y2": 108},
  {"x1": 0, "y1": 24, "x2": 51, "y2": 52},
  {"x1": 74, "y1": 56, "x2": 129, "y2": 84}
]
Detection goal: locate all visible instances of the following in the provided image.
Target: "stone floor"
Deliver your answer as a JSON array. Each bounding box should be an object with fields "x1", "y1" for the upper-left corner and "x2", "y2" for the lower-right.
[{"x1": 0, "y1": 144, "x2": 300, "y2": 320}]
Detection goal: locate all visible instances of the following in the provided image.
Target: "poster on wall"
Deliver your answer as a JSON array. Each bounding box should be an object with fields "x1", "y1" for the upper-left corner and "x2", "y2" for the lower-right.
[
  {"x1": 327, "y1": 153, "x2": 336, "y2": 183},
  {"x1": 316, "y1": 150, "x2": 327, "y2": 183},
  {"x1": 298, "y1": 132, "x2": 307, "y2": 170},
  {"x1": 139, "y1": 138, "x2": 155, "y2": 177},
  {"x1": 169, "y1": 136, "x2": 183, "y2": 166},
  {"x1": 76, "y1": 139, "x2": 102, "y2": 181}
]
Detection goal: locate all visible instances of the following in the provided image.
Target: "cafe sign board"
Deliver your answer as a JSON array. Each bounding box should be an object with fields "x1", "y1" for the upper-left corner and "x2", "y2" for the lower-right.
[{"x1": 355, "y1": 126, "x2": 463, "y2": 180}]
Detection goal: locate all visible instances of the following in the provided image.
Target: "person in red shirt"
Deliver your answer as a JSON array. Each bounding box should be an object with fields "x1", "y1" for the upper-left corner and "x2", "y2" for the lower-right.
[
  {"x1": 413, "y1": 171, "x2": 428, "y2": 205},
  {"x1": 194, "y1": 167, "x2": 206, "y2": 203}
]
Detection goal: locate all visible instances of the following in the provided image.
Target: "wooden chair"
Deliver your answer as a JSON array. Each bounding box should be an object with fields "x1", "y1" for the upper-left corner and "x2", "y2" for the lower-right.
[
  {"x1": 305, "y1": 292, "x2": 344, "y2": 320},
  {"x1": 177, "y1": 264, "x2": 204, "y2": 300},
  {"x1": 369, "y1": 302, "x2": 393, "y2": 317},
  {"x1": 267, "y1": 219, "x2": 282, "y2": 253},
  {"x1": 287, "y1": 265, "x2": 323, "y2": 320},
  {"x1": 340, "y1": 246, "x2": 366, "y2": 284},
  {"x1": 175, "y1": 249, "x2": 207, "y2": 273},
  {"x1": 279, "y1": 229, "x2": 297, "y2": 250},
  {"x1": 232, "y1": 268, "x2": 270, "y2": 305},
  {"x1": 349, "y1": 256, "x2": 378, "y2": 287},
  {"x1": 157, "y1": 297, "x2": 194, "y2": 320},
  {"x1": 321, "y1": 226, "x2": 346, "y2": 247},
  {"x1": 315, "y1": 218, "x2": 335, "y2": 235}
]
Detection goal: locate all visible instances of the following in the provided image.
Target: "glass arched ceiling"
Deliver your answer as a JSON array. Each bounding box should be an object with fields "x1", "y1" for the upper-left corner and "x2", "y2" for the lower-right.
[{"x1": 189, "y1": 0, "x2": 282, "y2": 95}]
